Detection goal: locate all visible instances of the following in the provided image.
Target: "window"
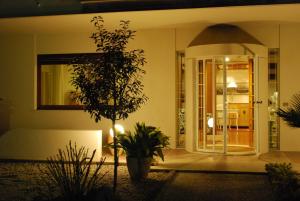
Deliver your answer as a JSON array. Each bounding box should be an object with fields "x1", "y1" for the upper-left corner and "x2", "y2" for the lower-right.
[
  {"x1": 268, "y1": 48, "x2": 280, "y2": 150},
  {"x1": 37, "y1": 53, "x2": 98, "y2": 110},
  {"x1": 176, "y1": 52, "x2": 185, "y2": 147}
]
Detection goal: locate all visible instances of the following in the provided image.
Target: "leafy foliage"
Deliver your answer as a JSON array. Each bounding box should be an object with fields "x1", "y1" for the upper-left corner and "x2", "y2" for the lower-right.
[
  {"x1": 277, "y1": 93, "x2": 300, "y2": 127},
  {"x1": 118, "y1": 122, "x2": 169, "y2": 161},
  {"x1": 71, "y1": 16, "x2": 147, "y2": 123},
  {"x1": 265, "y1": 163, "x2": 299, "y2": 201},
  {"x1": 70, "y1": 16, "x2": 147, "y2": 192},
  {"x1": 38, "y1": 141, "x2": 106, "y2": 201}
]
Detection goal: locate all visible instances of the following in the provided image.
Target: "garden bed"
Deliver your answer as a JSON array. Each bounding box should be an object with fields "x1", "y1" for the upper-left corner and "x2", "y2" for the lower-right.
[{"x1": 0, "y1": 162, "x2": 171, "y2": 201}]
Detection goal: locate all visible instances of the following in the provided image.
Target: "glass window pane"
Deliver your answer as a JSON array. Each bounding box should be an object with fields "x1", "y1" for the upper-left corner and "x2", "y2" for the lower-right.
[{"x1": 41, "y1": 64, "x2": 79, "y2": 106}]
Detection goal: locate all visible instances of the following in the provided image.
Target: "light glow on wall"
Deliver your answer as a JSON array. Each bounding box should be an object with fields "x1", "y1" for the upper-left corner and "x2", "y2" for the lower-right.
[
  {"x1": 109, "y1": 124, "x2": 125, "y2": 137},
  {"x1": 97, "y1": 130, "x2": 102, "y2": 157}
]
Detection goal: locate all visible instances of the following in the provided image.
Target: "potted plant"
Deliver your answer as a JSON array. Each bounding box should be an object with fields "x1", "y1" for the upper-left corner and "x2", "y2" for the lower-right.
[{"x1": 117, "y1": 122, "x2": 169, "y2": 181}]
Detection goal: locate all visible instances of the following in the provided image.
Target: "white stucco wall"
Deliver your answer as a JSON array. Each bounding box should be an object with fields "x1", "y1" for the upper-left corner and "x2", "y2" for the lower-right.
[
  {"x1": 238, "y1": 23, "x2": 300, "y2": 152},
  {"x1": 0, "y1": 28, "x2": 177, "y2": 161},
  {"x1": 0, "y1": 34, "x2": 35, "y2": 130},
  {"x1": 1, "y1": 20, "x2": 300, "y2": 159},
  {"x1": 280, "y1": 24, "x2": 300, "y2": 151},
  {"x1": 35, "y1": 29, "x2": 177, "y2": 147},
  {"x1": 0, "y1": 129, "x2": 102, "y2": 160}
]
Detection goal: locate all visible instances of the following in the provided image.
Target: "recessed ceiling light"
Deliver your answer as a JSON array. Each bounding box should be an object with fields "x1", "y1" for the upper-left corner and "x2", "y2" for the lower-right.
[{"x1": 80, "y1": 0, "x2": 125, "y2": 4}]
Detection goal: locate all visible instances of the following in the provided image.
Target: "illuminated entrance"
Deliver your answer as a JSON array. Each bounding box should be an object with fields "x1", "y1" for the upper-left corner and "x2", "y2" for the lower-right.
[
  {"x1": 196, "y1": 56, "x2": 255, "y2": 153},
  {"x1": 184, "y1": 24, "x2": 269, "y2": 154}
]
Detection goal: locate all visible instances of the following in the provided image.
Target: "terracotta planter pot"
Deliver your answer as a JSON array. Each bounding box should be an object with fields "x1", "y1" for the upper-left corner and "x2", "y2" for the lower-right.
[{"x1": 126, "y1": 157, "x2": 152, "y2": 181}]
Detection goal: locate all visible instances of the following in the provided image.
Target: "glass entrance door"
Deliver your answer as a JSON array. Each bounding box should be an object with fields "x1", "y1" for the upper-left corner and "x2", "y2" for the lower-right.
[{"x1": 196, "y1": 56, "x2": 255, "y2": 154}]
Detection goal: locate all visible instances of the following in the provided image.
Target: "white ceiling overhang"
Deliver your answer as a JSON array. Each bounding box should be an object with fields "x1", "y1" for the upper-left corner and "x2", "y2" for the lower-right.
[{"x1": 1, "y1": 4, "x2": 300, "y2": 34}]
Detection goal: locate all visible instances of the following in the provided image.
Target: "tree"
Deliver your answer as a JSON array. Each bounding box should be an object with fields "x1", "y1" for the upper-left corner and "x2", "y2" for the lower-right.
[
  {"x1": 71, "y1": 16, "x2": 147, "y2": 192},
  {"x1": 277, "y1": 92, "x2": 300, "y2": 128}
]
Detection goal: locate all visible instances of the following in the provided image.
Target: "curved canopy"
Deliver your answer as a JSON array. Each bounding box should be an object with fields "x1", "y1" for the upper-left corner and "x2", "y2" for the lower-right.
[{"x1": 189, "y1": 24, "x2": 263, "y2": 47}]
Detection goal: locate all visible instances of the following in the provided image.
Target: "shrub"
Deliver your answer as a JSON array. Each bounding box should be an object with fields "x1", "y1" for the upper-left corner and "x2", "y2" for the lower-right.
[
  {"x1": 277, "y1": 92, "x2": 300, "y2": 128},
  {"x1": 118, "y1": 122, "x2": 169, "y2": 161},
  {"x1": 38, "y1": 141, "x2": 106, "y2": 201},
  {"x1": 265, "y1": 163, "x2": 299, "y2": 201}
]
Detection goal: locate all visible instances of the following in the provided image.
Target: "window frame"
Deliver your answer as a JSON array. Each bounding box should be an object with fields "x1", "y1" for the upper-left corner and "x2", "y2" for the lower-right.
[{"x1": 37, "y1": 53, "x2": 98, "y2": 110}]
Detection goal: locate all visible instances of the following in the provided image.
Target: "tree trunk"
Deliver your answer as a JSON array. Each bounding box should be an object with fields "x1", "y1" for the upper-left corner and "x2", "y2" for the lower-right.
[{"x1": 112, "y1": 119, "x2": 118, "y2": 193}]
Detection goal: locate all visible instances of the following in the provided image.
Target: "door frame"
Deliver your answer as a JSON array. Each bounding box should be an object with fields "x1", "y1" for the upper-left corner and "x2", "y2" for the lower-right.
[{"x1": 195, "y1": 55, "x2": 258, "y2": 154}]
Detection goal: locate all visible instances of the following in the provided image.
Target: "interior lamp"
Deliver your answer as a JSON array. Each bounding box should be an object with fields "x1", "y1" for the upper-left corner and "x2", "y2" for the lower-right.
[
  {"x1": 227, "y1": 81, "x2": 237, "y2": 88},
  {"x1": 208, "y1": 118, "x2": 214, "y2": 128}
]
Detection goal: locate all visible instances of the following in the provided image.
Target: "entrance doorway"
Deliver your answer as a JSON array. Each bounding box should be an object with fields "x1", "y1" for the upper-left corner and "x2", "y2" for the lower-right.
[{"x1": 196, "y1": 55, "x2": 255, "y2": 154}]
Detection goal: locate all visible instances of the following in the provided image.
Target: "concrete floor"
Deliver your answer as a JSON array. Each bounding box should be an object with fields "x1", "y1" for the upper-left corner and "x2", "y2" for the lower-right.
[
  {"x1": 155, "y1": 172, "x2": 276, "y2": 201},
  {"x1": 103, "y1": 148, "x2": 300, "y2": 173}
]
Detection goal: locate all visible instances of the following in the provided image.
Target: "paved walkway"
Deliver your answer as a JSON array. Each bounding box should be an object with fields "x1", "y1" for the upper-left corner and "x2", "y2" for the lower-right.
[
  {"x1": 150, "y1": 150, "x2": 300, "y2": 201},
  {"x1": 104, "y1": 149, "x2": 300, "y2": 173},
  {"x1": 155, "y1": 172, "x2": 276, "y2": 201}
]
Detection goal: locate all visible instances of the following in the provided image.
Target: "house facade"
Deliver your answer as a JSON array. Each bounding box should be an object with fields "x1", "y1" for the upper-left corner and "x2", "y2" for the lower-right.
[{"x1": 1, "y1": 2, "x2": 300, "y2": 159}]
